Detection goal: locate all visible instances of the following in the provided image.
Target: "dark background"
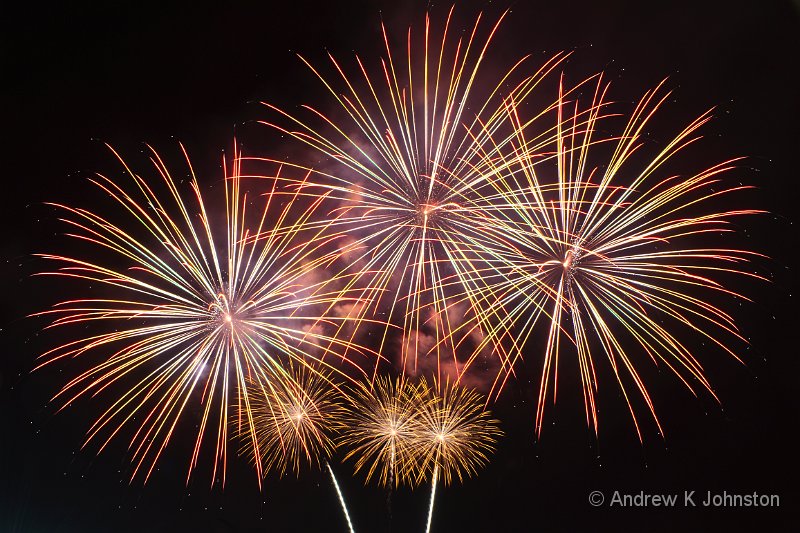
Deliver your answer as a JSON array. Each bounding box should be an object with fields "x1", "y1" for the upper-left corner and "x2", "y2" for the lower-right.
[{"x1": 1, "y1": 1, "x2": 799, "y2": 531}]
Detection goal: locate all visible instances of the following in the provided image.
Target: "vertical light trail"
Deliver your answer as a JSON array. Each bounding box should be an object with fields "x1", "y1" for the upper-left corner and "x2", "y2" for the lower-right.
[
  {"x1": 424, "y1": 464, "x2": 439, "y2": 533},
  {"x1": 327, "y1": 462, "x2": 356, "y2": 533}
]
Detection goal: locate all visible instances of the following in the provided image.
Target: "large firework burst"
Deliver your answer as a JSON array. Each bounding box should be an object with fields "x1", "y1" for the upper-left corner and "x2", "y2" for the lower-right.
[
  {"x1": 464, "y1": 77, "x2": 764, "y2": 438},
  {"x1": 258, "y1": 7, "x2": 567, "y2": 380},
  {"x1": 34, "y1": 145, "x2": 369, "y2": 485}
]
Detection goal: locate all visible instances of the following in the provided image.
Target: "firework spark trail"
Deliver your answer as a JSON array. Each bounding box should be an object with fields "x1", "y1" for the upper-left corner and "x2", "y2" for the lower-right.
[
  {"x1": 255, "y1": 7, "x2": 570, "y2": 383},
  {"x1": 327, "y1": 462, "x2": 356, "y2": 533},
  {"x1": 458, "y1": 75, "x2": 766, "y2": 438},
  {"x1": 424, "y1": 465, "x2": 438, "y2": 533},
  {"x1": 34, "y1": 144, "x2": 373, "y2": 486}
]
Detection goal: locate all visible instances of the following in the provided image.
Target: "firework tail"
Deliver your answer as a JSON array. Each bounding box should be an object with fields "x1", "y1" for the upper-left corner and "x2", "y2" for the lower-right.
[
  {"x1": 327, "y1": 461, "x2": 356, "y2": 533},
  {"x1": 424, "y1": 464, "x2": 439, "y2": 533}
]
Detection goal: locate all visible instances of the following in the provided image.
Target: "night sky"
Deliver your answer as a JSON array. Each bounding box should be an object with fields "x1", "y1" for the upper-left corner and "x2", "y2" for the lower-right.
[{"x1": 2, "y1": 1, "x2": 799, "y2": 532}]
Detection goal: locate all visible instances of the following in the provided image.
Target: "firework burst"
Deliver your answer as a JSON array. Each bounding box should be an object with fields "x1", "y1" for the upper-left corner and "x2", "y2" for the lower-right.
[
  {"x1": 464, "y1": 77, "x2": 765, "y2": 438},
  {"x1": 257, "y1": 7, "x2": 567, "y2": 380},
  {"x1": 413, "y1": 379, "x2": 501, "y2": 486},
  {"x1": 411, "y1": 380, "x2": 501, "y2": 533},
  {"x1": 34, "y1": 144, "x2": 370, "y2": 485},
  {"x1": 338, "y1": 376, "x2": 432, "y2": 488},
  {"x1": 237, "y1": 363, "x2": 357, "y2": 531},
  {"x1": 237, "y1": 364, "x2": 346, "y2": 477}
]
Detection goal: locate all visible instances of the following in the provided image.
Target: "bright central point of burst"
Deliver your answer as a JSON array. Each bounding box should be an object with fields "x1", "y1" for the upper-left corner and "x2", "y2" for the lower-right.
[
  {"x1": 415, "y1": 202, "x2": 439, "y2": 223},
  {"x1": 563, "y1": 251, "x2": 575, "y2": 269}
]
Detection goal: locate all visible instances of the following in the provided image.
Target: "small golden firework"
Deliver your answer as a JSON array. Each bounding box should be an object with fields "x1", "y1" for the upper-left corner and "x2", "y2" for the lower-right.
[
  {"x1": 339, "y1": 376, "x2": 433, "y2": 487},
  {"x1": 239, "y1": 364, "x2": 347, "y2": 477},
  {"x1": 411, "y1": 380, "x2": 502, "y2": 487}
]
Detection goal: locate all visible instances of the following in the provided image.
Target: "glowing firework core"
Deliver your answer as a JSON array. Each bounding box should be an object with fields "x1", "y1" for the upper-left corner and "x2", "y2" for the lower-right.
[
  {"x1": 209, "y1": 292, "x2": 252, "y2": 332},
  {"x1": 562, "y1": 250, "x2": 575, "y2": 269},
  {"x1": 415, "y1": 203, "x2": 437, "y2": 224}
]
